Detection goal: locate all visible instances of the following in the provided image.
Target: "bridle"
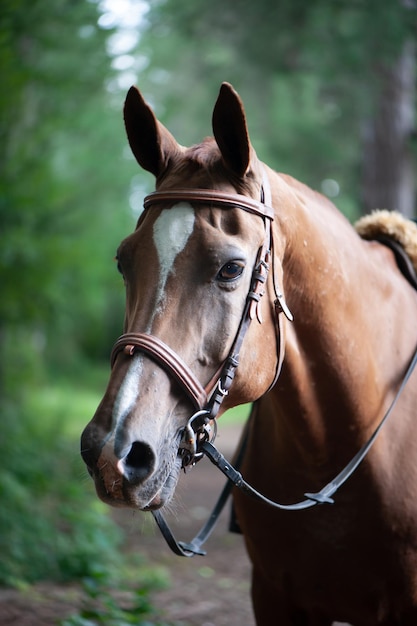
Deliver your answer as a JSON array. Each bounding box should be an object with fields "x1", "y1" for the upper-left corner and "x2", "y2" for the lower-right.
[
  {"x1": 109, "y1": 171, "x2": 417, "y2": 558},
  {"x1": 110, "y1": 170, "x2": 292, "y2": 463}
]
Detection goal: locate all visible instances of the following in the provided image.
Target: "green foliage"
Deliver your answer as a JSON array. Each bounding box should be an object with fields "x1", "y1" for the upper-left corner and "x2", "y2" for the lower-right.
[
  {"x1": 143, "y1": 0, "x2": 414, "y2": 79},
  {"x1": 61, "y1": 568, "x2": 176, "y2": 626},
  {"x1": 0, "y1": 389, "x2": 124, "y2": 587},
  {"x1": 0, "y1": 0, "x2": 138, "y2": 387},
  {"x1": 136, "y1": 0, "x2": 416, "y2": 220},
  {"x1": 0, "y1": 1, "x2": 140, "y2": 587}
]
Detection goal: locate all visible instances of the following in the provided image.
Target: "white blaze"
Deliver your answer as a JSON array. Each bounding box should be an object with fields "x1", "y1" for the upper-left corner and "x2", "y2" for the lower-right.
[
  {"x1": 111, "y1": 203, "x2": 196, "y2": 430},
  {"x1": 112, "y1": 355, "x2": 143, "y2": 431},
  {"x1": 152, "y1": 203, "x2": 195, "y2": 313}
]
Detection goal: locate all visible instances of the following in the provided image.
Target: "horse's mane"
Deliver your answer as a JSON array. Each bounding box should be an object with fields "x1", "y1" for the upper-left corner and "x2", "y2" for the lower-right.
[
  {"x1": 279, "y1": 174, "x2": 417, "y2": 275},
  {"x1": 167, "y1": 138, "x2": 259, "y2": 196},
  {"x1": 185, "y1": 138, "x2": 220, "y2": 167}
]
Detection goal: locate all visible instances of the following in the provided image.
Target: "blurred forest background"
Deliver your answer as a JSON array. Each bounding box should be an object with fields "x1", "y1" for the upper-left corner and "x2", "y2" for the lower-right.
[{"x1": 0, "y1": 0, "x2": 416, "y2": 616}]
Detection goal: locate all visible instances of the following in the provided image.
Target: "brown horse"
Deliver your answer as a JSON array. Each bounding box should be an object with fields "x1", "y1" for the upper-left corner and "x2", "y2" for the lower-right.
[{"x1": 81, "y1": 83, "x2": 417, "y2": 625}]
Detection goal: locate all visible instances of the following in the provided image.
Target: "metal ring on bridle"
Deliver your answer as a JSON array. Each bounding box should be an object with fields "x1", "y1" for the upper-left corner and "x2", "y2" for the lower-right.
[
  {"x1": 178, "y1": 409, "x2": 217, "y2": 469},
  {"x1": 217, "y1": 380, "x2": 229, "y2": 397}
]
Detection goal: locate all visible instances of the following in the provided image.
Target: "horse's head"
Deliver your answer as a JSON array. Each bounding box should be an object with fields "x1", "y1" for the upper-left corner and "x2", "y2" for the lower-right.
[{"x1": 81, "y1": 83, "x2": 287, "y2": 510}]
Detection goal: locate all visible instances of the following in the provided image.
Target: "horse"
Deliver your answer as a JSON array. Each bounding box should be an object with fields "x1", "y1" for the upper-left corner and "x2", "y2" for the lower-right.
[{"x1": 81, "y1": 82, "x2": 417, "y2": 625}]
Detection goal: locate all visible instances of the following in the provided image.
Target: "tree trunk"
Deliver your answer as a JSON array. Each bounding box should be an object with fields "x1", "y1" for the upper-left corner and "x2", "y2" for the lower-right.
[{"x1": 361, "y1": 39, "x2": 416, "y2": 218}]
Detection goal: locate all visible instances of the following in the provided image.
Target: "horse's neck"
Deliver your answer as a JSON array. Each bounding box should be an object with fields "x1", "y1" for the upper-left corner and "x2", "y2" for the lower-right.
[{"x1": 269, "y1": 173, "x2": 417, "y2": 460}]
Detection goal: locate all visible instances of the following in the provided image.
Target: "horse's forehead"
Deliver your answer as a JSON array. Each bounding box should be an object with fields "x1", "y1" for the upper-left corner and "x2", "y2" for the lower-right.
[{"x1": 152, "y1": 202, "x2": 196, "y2": 290}]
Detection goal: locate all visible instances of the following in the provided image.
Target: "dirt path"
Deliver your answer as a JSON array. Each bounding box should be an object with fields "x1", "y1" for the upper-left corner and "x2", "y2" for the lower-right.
[{"x1": 0, "y1": 424, "x2": 255, "y2": 625}]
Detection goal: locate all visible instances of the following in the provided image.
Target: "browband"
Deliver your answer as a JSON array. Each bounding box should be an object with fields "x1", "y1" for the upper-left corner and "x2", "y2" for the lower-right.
[{"x1": 143, "y1": 188, "x2": 274, "y2": 220}]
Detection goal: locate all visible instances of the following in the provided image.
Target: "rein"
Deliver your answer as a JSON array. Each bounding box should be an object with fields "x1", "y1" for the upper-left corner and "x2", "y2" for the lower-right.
[
  {"x1": 110, "y1": 175, "x2": 417, "y2": 558},
  {"x1": 152, "y1": 342, "x2": 417, "y2": 557}
]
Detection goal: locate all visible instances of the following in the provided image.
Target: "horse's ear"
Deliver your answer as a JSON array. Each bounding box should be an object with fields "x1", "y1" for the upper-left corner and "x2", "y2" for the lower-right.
[
  {"x1": 212, "y1": 82, "x2": 251, "y2": 177},
  {"x1": 123, "y1": 86, "x2": 179, "y2": 177}
]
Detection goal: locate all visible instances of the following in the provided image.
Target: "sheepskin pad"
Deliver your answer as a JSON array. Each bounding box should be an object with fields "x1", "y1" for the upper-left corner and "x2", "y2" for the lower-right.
[{"x1": 355, "y1": 210, "x2": 417, "y2": 274}]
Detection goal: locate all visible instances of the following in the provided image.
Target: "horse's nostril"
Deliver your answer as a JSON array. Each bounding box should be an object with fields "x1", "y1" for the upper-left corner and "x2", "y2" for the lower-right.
[{"x1": 122, "y1": 441, "x2": 155, "y2": 485}]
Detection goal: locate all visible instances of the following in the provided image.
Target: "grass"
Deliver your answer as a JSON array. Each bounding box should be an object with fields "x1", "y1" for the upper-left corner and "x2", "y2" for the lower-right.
[
  {"x1": 0, "y1": 365, "x2": 122, "y2": 587},
  {"x1": 220, "y1": 402, "x2": 252, "y2": 425},
  {"x1": 27, "y1": 379, "x2": 105, "y2": 438},
  {"x1": 60, "y1": 566, "x2": 179, "y2": 626}
]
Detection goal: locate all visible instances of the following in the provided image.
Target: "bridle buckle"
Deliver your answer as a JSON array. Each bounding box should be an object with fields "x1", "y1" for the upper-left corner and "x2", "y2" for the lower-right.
[{"x1": 178, "y1": 409, "x2": 217, "y2": 470}]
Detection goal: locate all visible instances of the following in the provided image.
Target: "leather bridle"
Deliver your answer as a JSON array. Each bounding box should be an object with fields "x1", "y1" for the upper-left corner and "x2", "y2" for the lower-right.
[
  {"x1": 110, "y1": 170, "x2": 292, "y2": 466},
  {"x1": 109, "y1": 173, "x2": 417, "y2": 558}
]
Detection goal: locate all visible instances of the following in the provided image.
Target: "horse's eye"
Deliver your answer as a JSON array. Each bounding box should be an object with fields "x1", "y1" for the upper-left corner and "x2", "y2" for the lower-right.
[{"x1": 217, "y1": 262, "x2": 244, "y2": 282}]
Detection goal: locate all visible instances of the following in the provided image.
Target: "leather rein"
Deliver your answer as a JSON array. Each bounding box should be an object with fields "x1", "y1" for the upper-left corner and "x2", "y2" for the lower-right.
[{"x1": 110, "y1": 175, "x2": 417, "y2": 557}]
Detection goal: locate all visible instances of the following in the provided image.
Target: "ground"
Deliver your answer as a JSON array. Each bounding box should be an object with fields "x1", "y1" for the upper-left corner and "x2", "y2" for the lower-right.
[{"x1": 0, "y1": 424, "x2": 255, "y2": 626}]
